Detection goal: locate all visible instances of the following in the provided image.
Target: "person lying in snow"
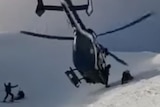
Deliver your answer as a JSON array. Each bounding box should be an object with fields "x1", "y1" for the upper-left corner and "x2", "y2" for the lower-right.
[
  {"x1": 121, "y1": 70, "x2": 134, "y2": 84},
  {"x1": 14, "y1": 89, "x2": 25, "y2": 100}
]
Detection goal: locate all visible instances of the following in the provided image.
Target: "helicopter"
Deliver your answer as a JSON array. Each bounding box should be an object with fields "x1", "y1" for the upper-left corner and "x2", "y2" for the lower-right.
[{"x1": 21, "y1": 0, "x2": 153, "y2": 88}]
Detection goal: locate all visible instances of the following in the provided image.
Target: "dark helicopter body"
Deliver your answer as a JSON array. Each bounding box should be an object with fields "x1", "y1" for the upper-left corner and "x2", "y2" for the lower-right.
[
  {"x1": 62, "y1": 0, "x2": 107, "y2": 84},
  {"x1": 21, "y1": 0, "x2": 153, "y2": 87},
  {"x1": 61, "y1": 0, "x2": 97, "y2": 72},
  {"x1": 73, "y1": 34, "x2": 96, "y2": 72},
  {"x1": 73, "y1": 33, "x2": 102, "y2": 83},
  {"x1": 73, "y1": 33, "x2": 107, "y2": 84}
]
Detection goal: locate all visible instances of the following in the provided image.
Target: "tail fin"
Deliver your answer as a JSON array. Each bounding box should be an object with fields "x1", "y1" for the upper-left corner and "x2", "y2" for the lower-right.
[
  {"x1": 86, "y1": 0, "x2": 93, "y2": 16},
  {"x1": 36, "y1": 0, "x2": 45, "y2": 16},
  {"x1": 35, "y1": 0, "x2": 93, "y2": 17}
]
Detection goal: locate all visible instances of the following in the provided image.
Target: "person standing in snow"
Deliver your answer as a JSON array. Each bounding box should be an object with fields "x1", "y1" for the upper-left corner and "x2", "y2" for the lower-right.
[
  {"x1": 3, "y1": 82, "x2": 18, "y2": 102},
  {"x1": 104, "y1": 64, "x2": 111, "y2": 88}
]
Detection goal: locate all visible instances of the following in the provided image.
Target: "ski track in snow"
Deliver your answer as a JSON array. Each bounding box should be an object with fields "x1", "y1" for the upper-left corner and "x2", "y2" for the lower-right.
[{"x1": 0, "y1": 33, "x2": 160, "y2": 107}]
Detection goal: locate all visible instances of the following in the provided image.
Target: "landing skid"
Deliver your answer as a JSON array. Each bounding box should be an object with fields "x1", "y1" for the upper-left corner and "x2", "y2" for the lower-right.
[
  {"x1": 65, "y1": 68, "x2": 81, "y2": 88},
  {"x1": 65, "y1": 67, "x2": 107, "y2": 87}
]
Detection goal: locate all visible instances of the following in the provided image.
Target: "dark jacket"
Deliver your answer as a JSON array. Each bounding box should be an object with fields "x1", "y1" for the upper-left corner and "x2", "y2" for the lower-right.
[{"x1": 4, "y1": 83, "x2": 18, "y2": 93}]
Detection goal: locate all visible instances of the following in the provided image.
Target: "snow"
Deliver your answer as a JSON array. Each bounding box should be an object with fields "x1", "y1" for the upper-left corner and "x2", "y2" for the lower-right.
[
  {"x1": 88, "y1": 76, "x2": 160, "y2": 107},
  {"x1": 0, "y1": 33, "x2": 160, "y2": 107}
]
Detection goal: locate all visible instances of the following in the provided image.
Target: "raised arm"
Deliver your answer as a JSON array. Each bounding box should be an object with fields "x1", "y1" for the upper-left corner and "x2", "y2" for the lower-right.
[
  {"x1": 11, "y1": 84, "x2": 18, "y2": 88},
  {"x1": 4, "y1": 83, "x2": 6, "y2": 87}
]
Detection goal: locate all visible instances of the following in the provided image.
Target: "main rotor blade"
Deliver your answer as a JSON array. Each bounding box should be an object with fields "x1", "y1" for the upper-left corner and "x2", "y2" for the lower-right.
[
  {"x1": 20, "y1": 31, "x2": 74, "y2": 40},
  {"x1": 97, "y1": 12, "x2": 153, "y2": 37},
  {"x1": 108, "y1": 51, "x2": 128, "y2": 66}
]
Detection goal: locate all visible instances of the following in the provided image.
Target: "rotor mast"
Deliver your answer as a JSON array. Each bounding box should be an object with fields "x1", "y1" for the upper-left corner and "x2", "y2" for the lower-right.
[{"x1": 62, "y1": 0, "x2": 86, "y2": 30}]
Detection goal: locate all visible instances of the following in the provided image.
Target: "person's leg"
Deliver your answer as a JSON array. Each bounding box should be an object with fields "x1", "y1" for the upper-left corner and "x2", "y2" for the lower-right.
[
  {"x1": 9, "y1": 93, "x2": 14, "y2": 102},
  {"x1": 121, "y1": 72, "x2": 128, "y2": 84},
  {"x1": 3, "y1": 93, "x2": 8, "y2": 102},
  {"x1": 105, "y1": 75, "x2": 110, "y2": 87}
]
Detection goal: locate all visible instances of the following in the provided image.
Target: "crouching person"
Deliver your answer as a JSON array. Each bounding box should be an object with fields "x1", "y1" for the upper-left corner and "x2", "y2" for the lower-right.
[
  {"x1": 14, "y1": 90, "x2": 25, "y2": 100},
  {"x1": 121, "y1": 70, "x2": 134, "y2": 84}
]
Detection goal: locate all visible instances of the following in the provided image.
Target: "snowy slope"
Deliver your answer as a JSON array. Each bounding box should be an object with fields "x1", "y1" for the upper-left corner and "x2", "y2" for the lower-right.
[
  {"x1": 87, "y1": 75, "x2": 160, "y2": 107},
  {"x1": 0, "y1": 33, "x2": 160, "y2": 107}
]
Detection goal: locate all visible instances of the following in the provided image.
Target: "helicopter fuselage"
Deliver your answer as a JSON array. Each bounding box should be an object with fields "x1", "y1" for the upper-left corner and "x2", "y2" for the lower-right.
[
  {"x1": 72, "y1": 32, "x2": 106, "y2": 83},
  {"x1": 20, "y1": 0, "x2": 152, "y2": 87},
  {"x1": 61, "y1": 0, "x2": 106, "y2": 83},
  {"x1": 73, "y1": 32, "x2": 96, "y2": 71}
]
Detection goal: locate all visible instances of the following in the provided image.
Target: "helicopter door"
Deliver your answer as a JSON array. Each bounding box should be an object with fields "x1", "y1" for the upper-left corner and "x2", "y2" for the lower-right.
[{"x1": 65, "y1": 70, "x2": 80, "y2": 88}]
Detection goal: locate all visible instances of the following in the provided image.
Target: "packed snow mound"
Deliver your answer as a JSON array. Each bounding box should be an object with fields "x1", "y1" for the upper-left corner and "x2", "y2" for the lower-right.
[
  {"x1": 87, "y1": 75, "x2": 160, "y2": 107},
  {"x1": 152, "y1": 54, "x2": 160, "y2": 65}
]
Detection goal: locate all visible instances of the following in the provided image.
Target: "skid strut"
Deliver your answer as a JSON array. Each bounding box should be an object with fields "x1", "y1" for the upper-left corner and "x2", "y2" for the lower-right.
[{"x1": 65, "y1": 67, "x2": 81, "y2": 88}]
